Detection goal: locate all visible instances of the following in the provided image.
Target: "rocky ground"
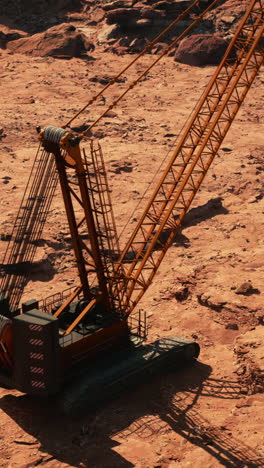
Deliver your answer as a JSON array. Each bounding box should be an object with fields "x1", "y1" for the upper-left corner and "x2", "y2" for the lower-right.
[{"x1": 0, "y1": 1, "x2": 263, "y2": 467}]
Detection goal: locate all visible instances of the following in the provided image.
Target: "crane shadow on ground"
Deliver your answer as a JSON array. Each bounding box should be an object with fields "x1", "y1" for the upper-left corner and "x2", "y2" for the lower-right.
[
  {"x1": 0, "y1": 258, "x2": 57, "y2": 312},
  {"x1": 174, "y1": 196, "x2": 229, "y2": 246},
  {"x1": 1, "y1": 361, "x2": 263, "y2": 468},
  {"x1": 0, "y1": 258, "x2": 56, "y2": 282},
  {"x1": 181, "y1": 196, "x2": 228, "y2": 229},
  {"x1": 156, "y1": 196, "x2": 229, "y2": 250},
  {"x1": 122, "y1": 196, "x2": 229, "y2": 261}
]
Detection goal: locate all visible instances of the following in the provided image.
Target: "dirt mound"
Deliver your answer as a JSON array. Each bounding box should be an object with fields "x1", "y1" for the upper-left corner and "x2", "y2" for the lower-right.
[
  {"x1": 7, "y1": 23, "x2": 94, "y2": 58},
  {"x1": 174, "y1": 34, "x2": 230, "y2": 66}
]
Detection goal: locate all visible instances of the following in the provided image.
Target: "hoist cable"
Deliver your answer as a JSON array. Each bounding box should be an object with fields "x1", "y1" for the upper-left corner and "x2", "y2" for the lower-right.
[{"x1": 63, "y1": 0, "x2": 220, "y2": 131}]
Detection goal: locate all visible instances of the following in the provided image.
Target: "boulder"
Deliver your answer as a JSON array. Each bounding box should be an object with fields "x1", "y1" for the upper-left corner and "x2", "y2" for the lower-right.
[
  {"x1": 174, "y1": 34, "x2": 231, "y2": 66},
  {"x1": 106, "y1": 8, "x2": 140, "y2": 25},
  {"x1": 7, "y1": 23, "x2": 94, "y2": 58},
  {"x1": 235, "y1": 281, "x2": 260, "y2": 296},
  {"x1": 133, "y1": 2, "x2": 149, "y2": 7},
  {"x1": 108, "y1": 44, "x2": 128, "y2": 55},
  {"x1": 153, "y1": 0, "x2": 191, "y2": 16},
  {"x1": 97, "y1": 24, "x2": 120, "y2": 44},
  {"x1": 85, "y1": 7, "x2": 106, "y2": 25},
  {"x1": 0, "y1": 25, "x2": 28, "y2": 49},
  {"x1": 102, "y1": 1, "x2": 135, "y2": 10},
  {"x1": 129, "y1": 37, "x2": 148, "y2": 53},
  {"x1": 140, "y1": 7, "x2": 166, "y2": 19},
  {"x1": 174, "y1": 285, "x2": 189, "y2": 302},
  {"x1": 151, "y1": 41, "x2": 167, "y2": 54}
]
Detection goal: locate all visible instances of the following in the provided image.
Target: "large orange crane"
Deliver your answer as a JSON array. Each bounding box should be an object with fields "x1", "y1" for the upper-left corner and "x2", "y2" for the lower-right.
[{"x1": 0, "y1": 0, "x2": 263, "y2": 407}]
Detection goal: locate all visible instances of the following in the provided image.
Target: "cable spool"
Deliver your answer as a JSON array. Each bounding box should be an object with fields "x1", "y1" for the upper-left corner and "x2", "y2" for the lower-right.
[
  {"x1": 40, "y1": 125, "x2": 79, "y2": 167},
  {"x1": 43, "y1": 126, "x2": 67, "y2": 144}
]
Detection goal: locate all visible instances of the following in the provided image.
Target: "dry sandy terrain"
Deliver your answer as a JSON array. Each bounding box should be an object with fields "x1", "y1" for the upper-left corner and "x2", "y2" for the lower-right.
[{"x1": 0, "y1": 29, "x2": 263, "y2": 468}]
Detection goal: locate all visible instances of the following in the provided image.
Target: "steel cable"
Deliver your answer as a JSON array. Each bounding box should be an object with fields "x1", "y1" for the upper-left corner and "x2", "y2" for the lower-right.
[{"x1": 63, "y1": 0, "x2": 220, "y2": 131}]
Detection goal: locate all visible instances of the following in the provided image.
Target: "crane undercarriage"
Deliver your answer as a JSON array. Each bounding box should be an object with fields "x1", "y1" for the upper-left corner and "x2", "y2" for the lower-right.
[{"x1": 0, "y1": 292, "x2": 199, "y2": 408}]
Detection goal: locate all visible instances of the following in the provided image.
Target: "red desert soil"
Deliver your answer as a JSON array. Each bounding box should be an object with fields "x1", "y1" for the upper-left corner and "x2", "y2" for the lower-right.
[{"x1": 0, "y1": 10, "x2": 263, "y2": 468}]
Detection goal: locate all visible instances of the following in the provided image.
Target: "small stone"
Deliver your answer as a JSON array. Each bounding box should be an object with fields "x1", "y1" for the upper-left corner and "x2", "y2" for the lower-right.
[
  {"x1": 0, "y1": 127, "x2": 6, "y2": 138},
  {"x1": 0, "y1": 233, "x2": 12, "y2": 241},
  {"x1": 197, "y1": 293, "x2": 226, "y2": 311},
  {"x1": 129, "y1": 37, "x2": 148, "y2": 53},
  {"x1": 248, "y1": 195, "x2": 258, "y2": 203},
  {"x1": 136, "y1": 18, "x2": 151, "y2": 27},
  {"x1": 240, "y1": 387, "x2": 249, "y2": 395},
  {"x1": 255, "y1": 311, "x2": 264, "y2": 325},
  {"x1": 105, "y1": 110, "x2": 117, "y2": 117},
  {"x1": 175, "y1": 286, "x2": 189, "y2": 302},
  {"x1": 97, "y1": 24, "x2": 119, "y2": 44},
  {"x1": 235, "y1": 398, "x2": 251, "y2": 408},
  {"x1": 225, "y1": 322, "x2": 239, "y2": 330},
  {"x1": 20, "y1": 97, "x2": 35, "y2": 104},
  {"x1": 235, "y1": 281, "x2": 259, "y2": 295}
]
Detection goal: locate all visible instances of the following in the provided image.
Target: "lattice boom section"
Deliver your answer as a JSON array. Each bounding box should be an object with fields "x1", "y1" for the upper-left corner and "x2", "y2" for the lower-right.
[{"x1": 111, "y1": 0, "x2": 264, "y2": 316}]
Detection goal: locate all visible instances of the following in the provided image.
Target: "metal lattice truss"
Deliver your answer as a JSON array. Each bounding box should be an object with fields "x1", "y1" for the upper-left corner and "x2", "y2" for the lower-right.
[{"x1": 110, "y1": 0, "x2": 264, "y2": 316}]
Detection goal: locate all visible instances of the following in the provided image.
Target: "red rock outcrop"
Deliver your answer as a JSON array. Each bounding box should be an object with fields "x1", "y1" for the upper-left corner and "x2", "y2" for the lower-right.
[
  {"x1": 7, "y1": 23, "x2": 94, "y2": 58},
  {"x1": 0, "y1": 25, "x2": 27, "y2": 49},
  {"x1": 106, "y1": 8, "x2": 141, "y2": 25},
  {"x1": 174, "y1": 34, "x2": 231, "y2": 66}
]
